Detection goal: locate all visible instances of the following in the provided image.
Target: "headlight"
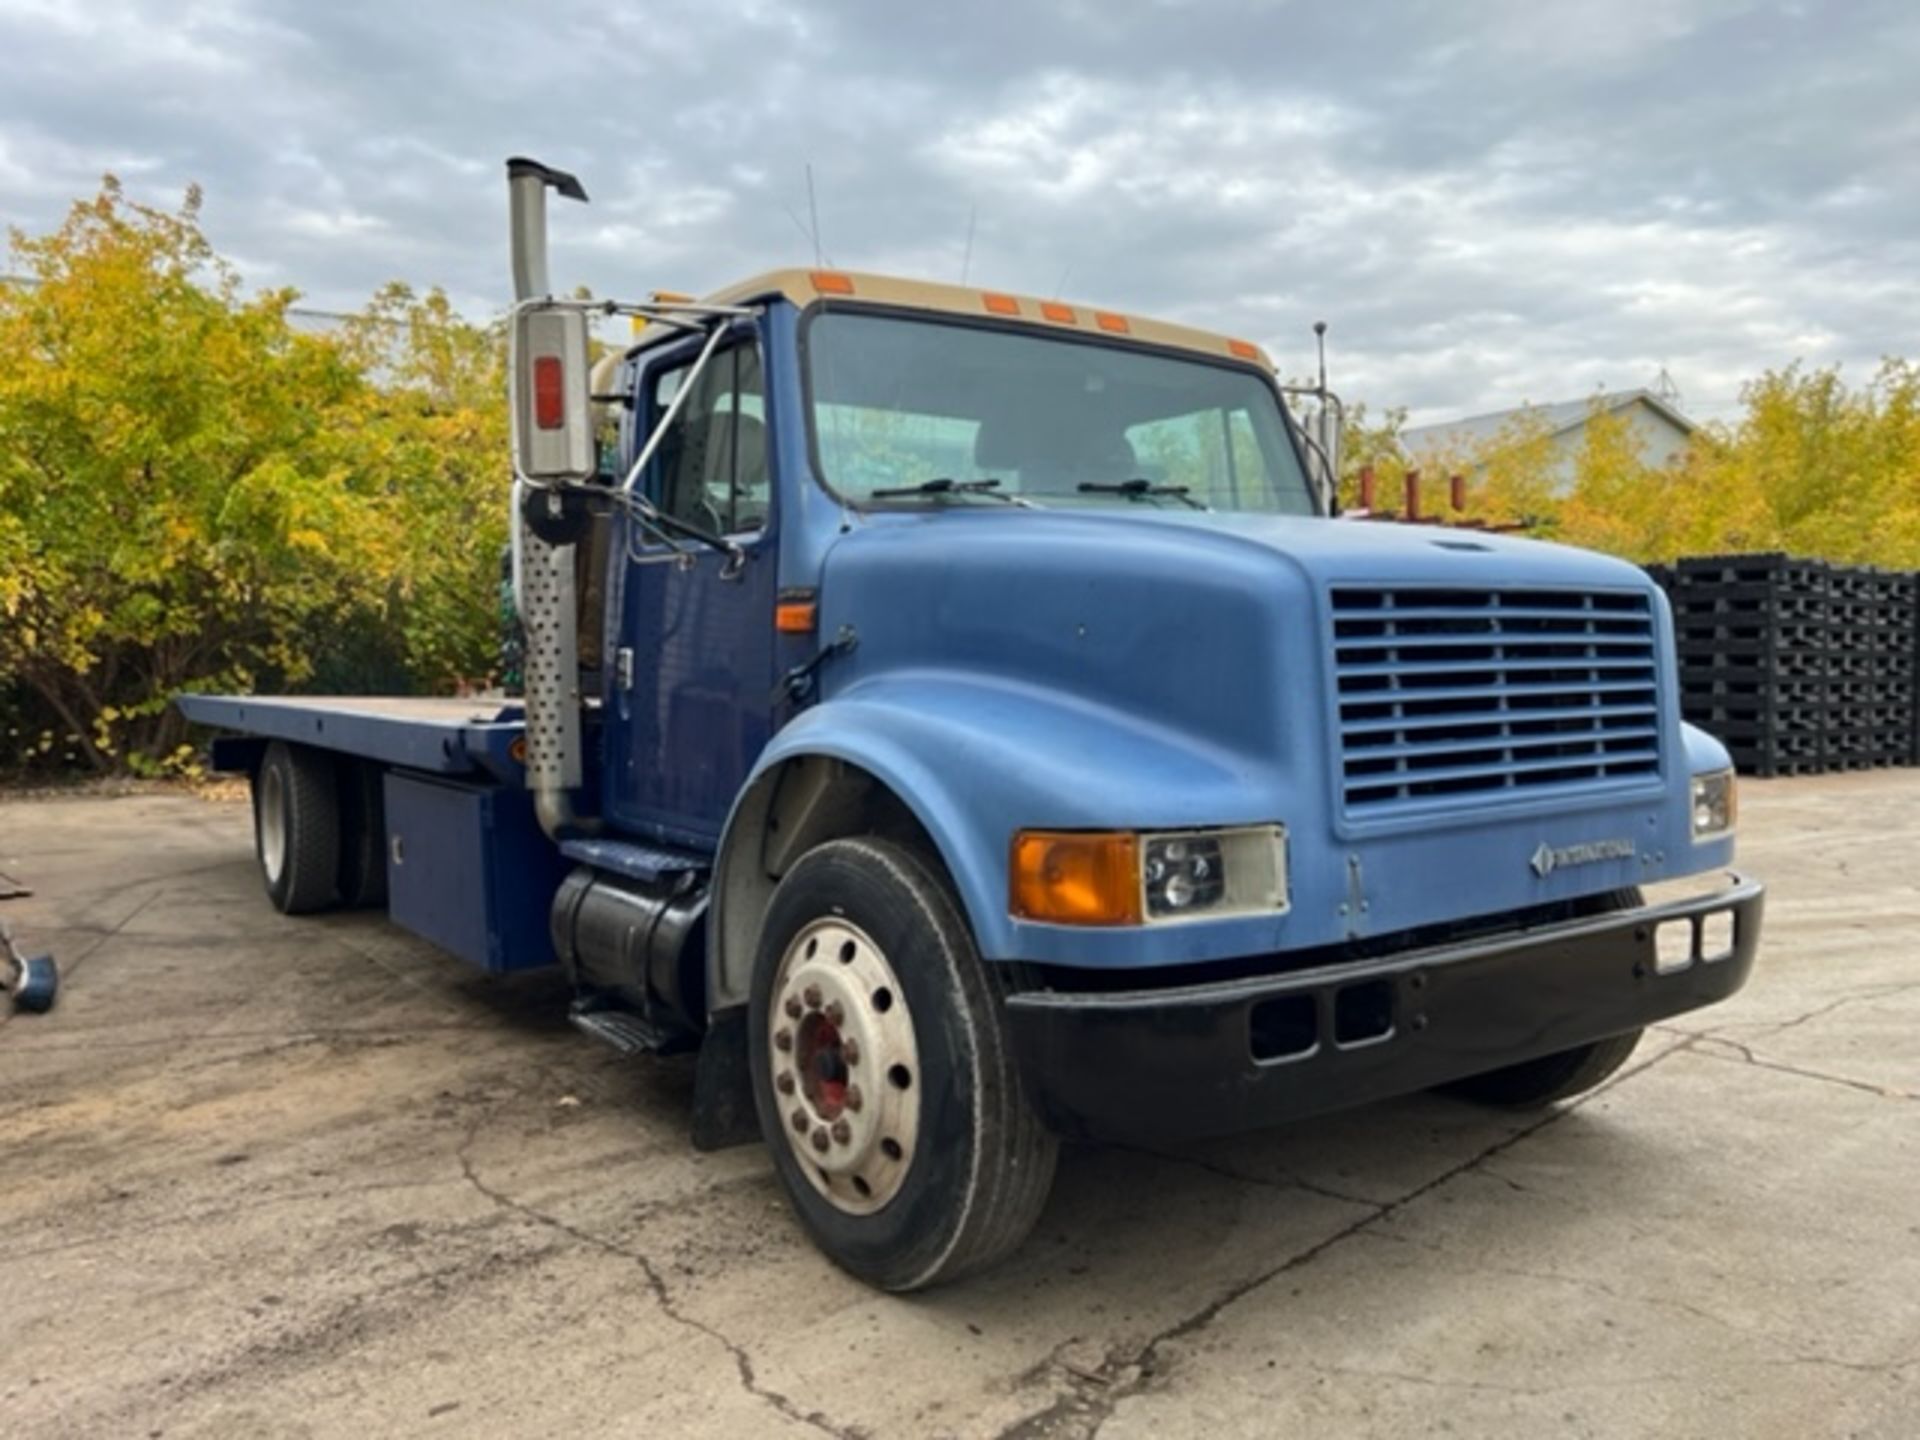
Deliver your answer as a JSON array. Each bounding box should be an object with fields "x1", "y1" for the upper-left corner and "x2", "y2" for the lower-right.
[
  {"x1": 1011, "y1": 825, "x2": 1288, "y2": 926},
  {"x1": 1690, "y1": 768, "x2": 1737, "y2": 840}
]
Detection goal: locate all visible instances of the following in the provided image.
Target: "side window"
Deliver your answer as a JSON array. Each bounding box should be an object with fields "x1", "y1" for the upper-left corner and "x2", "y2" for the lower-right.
[{"x1": 650, "y1": 343, "x2": 769, "y2": 536}]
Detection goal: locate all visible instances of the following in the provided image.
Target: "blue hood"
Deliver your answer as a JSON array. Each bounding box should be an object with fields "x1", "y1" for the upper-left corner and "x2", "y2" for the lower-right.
[
  {"x1": 781, "y1": 504, "x2": 1717, "y2": 969},
  {"x1": 815, "y1": 507, "x2": 1656, "y2": 762}
]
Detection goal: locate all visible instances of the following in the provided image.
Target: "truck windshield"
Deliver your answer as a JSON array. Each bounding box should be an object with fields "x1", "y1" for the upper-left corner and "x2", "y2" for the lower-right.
[{"x1": 807, "y1": 312, "x2": 1315, "y2": 514}]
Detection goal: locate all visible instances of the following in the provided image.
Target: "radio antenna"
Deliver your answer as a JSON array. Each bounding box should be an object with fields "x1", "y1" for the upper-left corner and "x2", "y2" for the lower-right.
[{"x1": 805, "y1": 162, "x2": 826, "y2": 268}]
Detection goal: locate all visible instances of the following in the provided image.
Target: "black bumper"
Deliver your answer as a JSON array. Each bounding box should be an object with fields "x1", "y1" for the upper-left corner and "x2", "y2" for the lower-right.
[{"x1": 1004, "y1": 874, "x2": 1764, "y2": 1143}]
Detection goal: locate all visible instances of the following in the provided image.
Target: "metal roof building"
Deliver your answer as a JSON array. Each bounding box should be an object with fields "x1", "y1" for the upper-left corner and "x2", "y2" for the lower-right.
[{"x1": 1402, "y1": 388, "x2": 1698, "y2": 493}]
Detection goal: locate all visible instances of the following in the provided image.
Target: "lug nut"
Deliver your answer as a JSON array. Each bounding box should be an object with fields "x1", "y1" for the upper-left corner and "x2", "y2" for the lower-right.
[
  {"x1": 824, "y1": 1001, "x2": 845, "y2": 1028},
  {"x1": 790, "y1": 1110, "x2": 808, "y2": 1134},
  {"x1": 803, "y1": 984, "x2": 823, "y2": 1009},
  {"x1": 845, "y1": 1084, "x2": 863, "y2": 1113},
  {"x1": 775, "y1": 1072, "x2": 795, "y2": 1096},
  {"x1": 842, "y1": 1038, "x2": 861, "y2": 1066},
  {"x1": 784, "y1": 996, "x2": 803, "y2": 1019},
  {"x1": 810, "y1": 1127, "x2": 830, "y2": 1153},
  {"x1": 774, "y1": 1028, "x2": 792, "y2": 1052},
  {"x1": 831, "y1": 1119, "x2": 852, "y2": 1146}
]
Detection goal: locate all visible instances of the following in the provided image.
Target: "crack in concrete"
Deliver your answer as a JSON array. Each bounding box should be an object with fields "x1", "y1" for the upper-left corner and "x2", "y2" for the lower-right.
[
  {"x1": 1276, "y1": 1349, "x2": 1920, "y2": 1398},
  {"x1": 1692, "y1": 1034, "x2": 1918, "y2": 1101},
  {"x1": 1757, "y1": 979, "x2": 1920, "y2": 1037},
  {"x1": 1112, "y1": 1143, "x2": 1389, "y2": 1212},
  {"x1": 1363, "y1": 1226, "x2": 1908, "y2": 1373},
  {"x1": 0, "y1": 1172, "x2": 464, "y2": 1265},
  {"x1": 9, "y1": 1021, "x2": 491, "y2": 1056},
  {"x1": 455, "y1": 1114, "x2": 858, "y2": 1440},
  {"x1": 992, "y1": 1038, "x2": 1696, "y2": 1440},
  {"x1": 0, "y1": 888, "x2": 161, "y2": 1036}
]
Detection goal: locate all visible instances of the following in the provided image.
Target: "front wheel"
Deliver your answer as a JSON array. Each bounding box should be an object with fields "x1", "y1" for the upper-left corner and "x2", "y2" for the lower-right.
[
  {"x1": 1442, "y1": 1029, "x2": 1644, "y2": 1108},
  {"x1": 1442, "y1": 887, "x2": 1648, "y2": 1108},
  {"x1": 747, "y1": 837, "x2": 1057, "y2": 1291}
]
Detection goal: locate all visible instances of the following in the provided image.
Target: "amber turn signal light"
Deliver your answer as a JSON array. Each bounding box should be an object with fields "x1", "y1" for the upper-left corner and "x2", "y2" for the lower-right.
[
  {"x1": 1010, "y1": 831, "x2": 1140, "y2": 926},
  {"x1": 776, "y1": 599, "x2": 818, "y2": 634}
]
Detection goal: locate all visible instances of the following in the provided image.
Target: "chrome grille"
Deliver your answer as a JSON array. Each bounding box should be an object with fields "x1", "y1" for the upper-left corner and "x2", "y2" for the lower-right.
[{"x1": 1332, "y1": 587, "x2": 1662, "y2": 813}]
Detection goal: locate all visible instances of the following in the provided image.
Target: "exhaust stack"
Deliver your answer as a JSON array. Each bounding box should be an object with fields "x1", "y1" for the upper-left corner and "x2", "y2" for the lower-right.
[{"x1": 505, "y1": 157, "x2": 597, "y2": 840}]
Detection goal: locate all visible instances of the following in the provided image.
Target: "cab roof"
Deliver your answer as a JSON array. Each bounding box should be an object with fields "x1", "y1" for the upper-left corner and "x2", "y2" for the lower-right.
[{"x1": 632, "y1": 267, "x2": 1275, "y2": 369}]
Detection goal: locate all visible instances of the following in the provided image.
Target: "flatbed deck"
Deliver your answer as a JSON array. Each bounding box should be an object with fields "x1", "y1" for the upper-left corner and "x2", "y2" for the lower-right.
[{"x1": 176, "y1": 693, "x2": 527, "y2": 779}]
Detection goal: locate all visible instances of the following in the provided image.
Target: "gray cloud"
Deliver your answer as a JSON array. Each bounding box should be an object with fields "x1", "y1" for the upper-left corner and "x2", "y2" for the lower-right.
[{"x1": 3, "y1": 0, "x2": 1915, "y2": 422}]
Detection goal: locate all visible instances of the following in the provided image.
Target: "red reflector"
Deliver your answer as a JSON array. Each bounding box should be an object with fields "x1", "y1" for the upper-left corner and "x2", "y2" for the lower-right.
[{"x1": 533, "y1": 355, "x2": 564, "y2": 430}]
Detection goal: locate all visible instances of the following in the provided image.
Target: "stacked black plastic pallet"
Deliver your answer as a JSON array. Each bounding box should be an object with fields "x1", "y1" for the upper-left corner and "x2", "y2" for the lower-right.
[{"x1": 1645, "y1": 554, "x2": 1920, "y2": 777}]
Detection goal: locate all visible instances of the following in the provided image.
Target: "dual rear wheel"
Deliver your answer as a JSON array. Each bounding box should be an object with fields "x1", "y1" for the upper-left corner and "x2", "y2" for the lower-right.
[{"x1": 250, "y1": 741, "x2": 387, "y2": 914}]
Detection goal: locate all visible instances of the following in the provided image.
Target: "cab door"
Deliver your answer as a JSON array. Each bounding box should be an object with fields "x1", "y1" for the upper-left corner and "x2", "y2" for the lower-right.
[{"x1": 603, "y1": 326, "x2": 779, "y2": 844}]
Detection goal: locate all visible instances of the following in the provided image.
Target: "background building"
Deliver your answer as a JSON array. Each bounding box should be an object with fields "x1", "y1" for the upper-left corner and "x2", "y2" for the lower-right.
[{"x1": 1403, "y1": 388, "x2": 1698, "y2": 493}]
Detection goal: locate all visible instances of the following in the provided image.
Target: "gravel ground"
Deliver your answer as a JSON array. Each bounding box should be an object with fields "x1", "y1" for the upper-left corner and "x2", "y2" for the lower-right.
[{"x1": 1, "y1": 774, "x2": 1915, "y2": 1438}]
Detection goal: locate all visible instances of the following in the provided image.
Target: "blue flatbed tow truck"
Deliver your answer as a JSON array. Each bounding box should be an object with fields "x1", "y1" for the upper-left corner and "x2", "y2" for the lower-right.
[{"x1": 178, "y1": 158, "x2": 1763, "y2": 1290}]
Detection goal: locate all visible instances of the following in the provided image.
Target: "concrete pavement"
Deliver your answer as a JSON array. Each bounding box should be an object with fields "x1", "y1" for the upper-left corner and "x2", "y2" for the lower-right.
[{"x1": 0, "y1": 775, "x2": 1914, "y2": 1438}]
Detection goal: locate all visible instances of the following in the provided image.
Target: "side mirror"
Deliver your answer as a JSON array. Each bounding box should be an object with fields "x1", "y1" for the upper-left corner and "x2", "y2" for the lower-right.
[
  {"x1": 511, "y1": 303, "x2": 594, "y2": 483},
  {"x1": 1316, "y1": 402, "x2": 1342, "y2": 501}
]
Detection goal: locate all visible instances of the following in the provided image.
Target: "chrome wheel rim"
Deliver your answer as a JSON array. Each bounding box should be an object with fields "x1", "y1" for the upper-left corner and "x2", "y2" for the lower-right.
[
  {"x1": 259, "y1": 765, "x2": 287, "y2": 884},
  {"x1": 768, "y1": 917, "x2": 921, "y2": 1215}
]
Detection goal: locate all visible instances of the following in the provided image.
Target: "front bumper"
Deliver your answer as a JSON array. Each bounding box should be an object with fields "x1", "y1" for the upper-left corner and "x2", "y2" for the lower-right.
[{"x1": 1004, "y1": 873, "x2": 1764, "y2": 1142}]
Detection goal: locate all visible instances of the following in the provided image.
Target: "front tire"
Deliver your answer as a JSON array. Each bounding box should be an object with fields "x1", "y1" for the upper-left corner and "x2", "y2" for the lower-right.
[
  {"x1": 748, "y1": 837, "x2": 1057, "y2": 1291},
  {"x1": 1443, "y1": 887, "x2": 1646, "y2": 1108},
  {"x1": 1442, "y1": 1029, "x2": 1644, "y2": 1108},
  {"x1": 253, "y1": 741, "x2": 341, "y2": 915}
]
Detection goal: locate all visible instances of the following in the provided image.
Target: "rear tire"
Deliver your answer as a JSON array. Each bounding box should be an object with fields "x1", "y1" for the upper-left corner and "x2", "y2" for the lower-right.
[
  {"x1": 335, "y1": 758, "x2": 388, "y2": 909},
  {"x1": 253, "y1": 741, "x2": 341, "y2": 915},
  {"x1": 1443, "y1": 887, "x2": 1646, "y2": 1108},
  {"x1": 748, "y1": 837, "x2": 1057, "y2": 1291}
]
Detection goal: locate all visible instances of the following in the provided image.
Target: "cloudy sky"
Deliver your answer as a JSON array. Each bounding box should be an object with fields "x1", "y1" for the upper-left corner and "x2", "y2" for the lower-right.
[{"x1": 2, "y1": 0, "x2": 1916, "y2": 423}]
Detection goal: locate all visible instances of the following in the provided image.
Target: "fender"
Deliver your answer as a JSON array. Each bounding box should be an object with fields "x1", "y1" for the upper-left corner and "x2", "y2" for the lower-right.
[
  {"x1": 1680, "y1": 720, "x2": 1735, "y2": 777},
  {"x1": 709, "y1": 670, "x2": 1300, "y2": 1008}
]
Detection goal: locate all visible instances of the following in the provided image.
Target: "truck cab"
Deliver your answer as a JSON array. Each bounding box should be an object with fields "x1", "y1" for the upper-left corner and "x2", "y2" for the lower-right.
[{"x1": 181, "y1": 159, "x2": 1762, "y2": 1291}]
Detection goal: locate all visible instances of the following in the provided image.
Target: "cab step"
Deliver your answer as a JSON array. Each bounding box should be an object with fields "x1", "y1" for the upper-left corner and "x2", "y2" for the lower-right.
[
  {"x1": 568, "y1": 999, "x2": 680, "y2": 1055},
  {"x1": 558, "y1": 837, "x2": 707, "y2": 885}
]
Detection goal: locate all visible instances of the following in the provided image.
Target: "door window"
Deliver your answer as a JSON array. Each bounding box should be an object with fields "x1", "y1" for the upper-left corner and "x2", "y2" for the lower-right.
[{"x1": 649, "y1": 343, "x2": 769, "y2": 536}]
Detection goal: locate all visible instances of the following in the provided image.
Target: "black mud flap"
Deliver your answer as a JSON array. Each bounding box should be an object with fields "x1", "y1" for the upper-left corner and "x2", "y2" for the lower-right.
[{"x1": 690, "y1": 1007, "x2": 760, "y2": 1151}]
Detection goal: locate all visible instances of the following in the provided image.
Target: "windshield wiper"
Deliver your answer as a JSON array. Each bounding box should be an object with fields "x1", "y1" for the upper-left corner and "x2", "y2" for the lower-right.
[
  {"x1": 1076, "y1": 478, "x2": 1209, "y2": 511},
  {"x1": 869, "y1": 477, "x2": 1032, "y2": 506}
]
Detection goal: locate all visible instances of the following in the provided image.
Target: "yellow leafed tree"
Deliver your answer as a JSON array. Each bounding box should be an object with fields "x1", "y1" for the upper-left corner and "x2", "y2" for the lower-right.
[{"x1": 0, "y1": 180, "x2": 507, "y2": 774}]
